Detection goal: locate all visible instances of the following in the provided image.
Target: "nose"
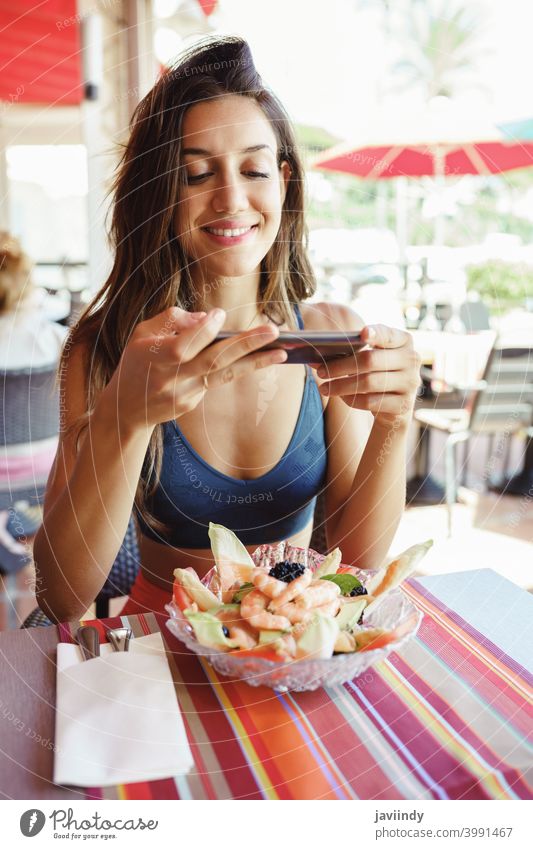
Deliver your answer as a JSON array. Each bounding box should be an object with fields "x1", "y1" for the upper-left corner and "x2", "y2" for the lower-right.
[{"x1": 212, "y1": 169, "x2": 249, "y2": 214}]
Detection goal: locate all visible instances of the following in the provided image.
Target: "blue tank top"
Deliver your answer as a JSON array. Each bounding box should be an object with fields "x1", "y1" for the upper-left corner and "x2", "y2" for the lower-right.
[{"x1": 137, "y1": 305, "x2": 327, "y2": 548}]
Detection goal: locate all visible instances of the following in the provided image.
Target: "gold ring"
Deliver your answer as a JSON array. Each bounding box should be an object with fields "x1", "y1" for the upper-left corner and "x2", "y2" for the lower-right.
[{"x1": 202, "y1": 374, "x2": 209, "y2": 391}]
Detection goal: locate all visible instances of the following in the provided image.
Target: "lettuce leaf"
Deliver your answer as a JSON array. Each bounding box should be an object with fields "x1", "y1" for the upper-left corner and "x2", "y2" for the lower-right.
[
  {"x1": 208, "y1": 523, "x2": 255, "y2": 590},
  {"x1": 173, "y1": 568, "x2": 220, "y2": 611},
  {"x1": 313, "y1": 547, "x2": 342, "y2": 579},
  {"x1": 320, "y1": 573, "x2": 363, "y2": 596}
]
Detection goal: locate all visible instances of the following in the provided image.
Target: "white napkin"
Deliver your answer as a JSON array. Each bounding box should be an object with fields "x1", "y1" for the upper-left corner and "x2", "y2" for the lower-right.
[{"x1": 54, "y1": 632, "x2": 194, "y2": 787}]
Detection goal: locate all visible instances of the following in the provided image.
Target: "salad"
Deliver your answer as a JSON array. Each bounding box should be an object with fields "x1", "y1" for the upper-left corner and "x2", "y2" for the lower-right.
[{"x1": 171, "y1": 524, "x2": 433, "y2": 663}]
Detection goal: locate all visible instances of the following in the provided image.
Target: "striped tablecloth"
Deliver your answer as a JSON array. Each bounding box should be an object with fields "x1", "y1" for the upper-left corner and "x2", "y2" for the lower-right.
[{"x1": 57, "y1": 570, "x2": 533, "y2": 801}]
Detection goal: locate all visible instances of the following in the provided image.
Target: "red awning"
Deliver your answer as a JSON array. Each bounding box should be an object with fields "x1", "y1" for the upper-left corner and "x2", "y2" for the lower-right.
[
  {"x1": 0, "y1": 0, "x2": 82, "y2": 105},
  {"x1": 197, "y1": 0, "x2": 218, "y2": 16}
]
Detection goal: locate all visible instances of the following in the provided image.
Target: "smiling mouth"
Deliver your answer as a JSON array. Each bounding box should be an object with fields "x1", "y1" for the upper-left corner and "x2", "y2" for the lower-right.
[{"x1": 202, "y1": 224, "x2": 259, "y2": 237}]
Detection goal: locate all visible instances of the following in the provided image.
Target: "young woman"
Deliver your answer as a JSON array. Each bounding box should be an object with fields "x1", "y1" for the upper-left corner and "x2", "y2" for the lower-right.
[{"x1": 34, "y1": 37, "x2": 421, "y2": 622}]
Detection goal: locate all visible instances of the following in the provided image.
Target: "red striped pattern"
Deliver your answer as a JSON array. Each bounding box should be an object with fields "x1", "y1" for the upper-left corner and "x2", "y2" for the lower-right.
[{"x1": 63, "y1": 580, "x2": 532, "y2": 800}]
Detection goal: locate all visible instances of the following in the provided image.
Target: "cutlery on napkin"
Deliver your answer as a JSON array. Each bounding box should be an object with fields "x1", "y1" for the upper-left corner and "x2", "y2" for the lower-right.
[{"x1": 54, "y1": 632, "x2": 194, "y2": 787}]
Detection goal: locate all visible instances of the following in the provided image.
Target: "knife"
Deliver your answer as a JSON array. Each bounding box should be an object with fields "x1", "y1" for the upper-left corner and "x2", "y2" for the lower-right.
[{"x1": 76, "y1": 626, "x2": 100, "y2": 661}]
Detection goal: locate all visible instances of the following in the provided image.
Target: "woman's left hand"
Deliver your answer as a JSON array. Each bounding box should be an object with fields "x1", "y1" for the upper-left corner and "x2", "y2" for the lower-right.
[{"x1": 317, "y1": 325, "x2": 421, "y2": 429}]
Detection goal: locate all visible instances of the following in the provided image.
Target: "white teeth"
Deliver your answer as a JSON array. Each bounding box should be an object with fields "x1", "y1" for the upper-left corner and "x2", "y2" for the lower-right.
[{"x1": 205, "y1": 226, "x2": 254, "y2": 237}]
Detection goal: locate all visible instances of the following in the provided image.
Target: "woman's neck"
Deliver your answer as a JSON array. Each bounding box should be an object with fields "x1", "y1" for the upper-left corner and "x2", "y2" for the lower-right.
[{"x1": 191, "y1": 269, "x2": 267, "y2": 330}]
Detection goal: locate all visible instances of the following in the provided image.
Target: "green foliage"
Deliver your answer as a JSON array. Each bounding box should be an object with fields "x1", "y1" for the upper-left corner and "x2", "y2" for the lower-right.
[
  {"x1": 466, "y1": 261, "x2": 533, "y2": 307},
  {"x1": 389, "y1": 0, "x2": 489, "y2": 100},
  {"x1": 294, "y1": 123, "x2": 341, "y2": 154}
]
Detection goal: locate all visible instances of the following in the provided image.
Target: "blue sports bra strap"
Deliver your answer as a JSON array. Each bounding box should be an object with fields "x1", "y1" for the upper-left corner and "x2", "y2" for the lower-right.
[{"x1": 293, "y1": 302, "x2": 304, "y2": 330}]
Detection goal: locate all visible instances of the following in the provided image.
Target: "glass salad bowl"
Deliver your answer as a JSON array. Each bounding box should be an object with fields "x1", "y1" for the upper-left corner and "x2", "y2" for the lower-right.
[{"x1": 165, "y1": 541, "x2": 423, "y2": 692}]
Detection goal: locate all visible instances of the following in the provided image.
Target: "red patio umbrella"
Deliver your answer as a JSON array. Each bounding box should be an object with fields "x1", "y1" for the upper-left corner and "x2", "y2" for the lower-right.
[
  {"x1": 312, "y1": 99, "x2": 533, "y2": 179},
  {"x1": 311, "y1": 98, "x2": 533, "y2": 247}
]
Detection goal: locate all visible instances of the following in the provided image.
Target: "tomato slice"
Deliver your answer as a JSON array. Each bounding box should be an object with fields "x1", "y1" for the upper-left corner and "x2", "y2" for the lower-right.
[
  {"x1": 231, "y1": 644, "x2": 285, "y2": 663},
  {"x1": 173, "y1": 580, "x2": 194, "y2": 612},
  {"x1": 356, "y1": 614, "x2": 419, "y2": 652}
]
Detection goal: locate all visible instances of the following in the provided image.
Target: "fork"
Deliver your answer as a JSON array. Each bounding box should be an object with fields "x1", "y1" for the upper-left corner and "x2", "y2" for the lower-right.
[{"x1": 106, "y1": 627, "x2": 132, "y2": 652}]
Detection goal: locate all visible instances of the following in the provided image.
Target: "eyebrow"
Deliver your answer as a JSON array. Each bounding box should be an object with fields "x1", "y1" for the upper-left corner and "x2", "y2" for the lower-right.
[{"x1": 182, "y1": 144, "x2": 274, "y2": 157}]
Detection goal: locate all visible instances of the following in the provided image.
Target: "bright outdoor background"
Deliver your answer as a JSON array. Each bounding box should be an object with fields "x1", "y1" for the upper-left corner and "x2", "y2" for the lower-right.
[
  {"x1": 4, "y1": 0, "x2": 533, "y2": 327},
  {"x1": 1, "y1": 0, "x2": 532, "y2": 606}
]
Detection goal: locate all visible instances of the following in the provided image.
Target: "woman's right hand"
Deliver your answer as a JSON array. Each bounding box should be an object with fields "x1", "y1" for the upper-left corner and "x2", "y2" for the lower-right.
[{"x1": 101, "y1": 307, "x2": 287, "y2": 432}]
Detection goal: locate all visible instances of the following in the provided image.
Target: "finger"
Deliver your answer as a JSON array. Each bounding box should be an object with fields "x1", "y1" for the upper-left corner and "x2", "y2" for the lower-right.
[
  {"x1": 362, "y1": 324, "x2": 412, "y2": 349},
  {"x1": 157, "y1": 308, "x2": 228, "y2": 362},
  {"x1": 185, "y1": 322, "x2": 281, "y2": 376},
  {"x1": 317, "y1": 348, "x2": 406, "y2": 378},
  {"x1": 136, "y1": 306, "x2": 207, "y2": 339},
  {"x1": 319, "y1": 371, "x2": 407, "y2": 397},
  {"x1": 340, "y1": 393, "x2": 406, "y2": 414},
  {"x1": 201, "y1": 346, "x2": 288, "y2": 390}
]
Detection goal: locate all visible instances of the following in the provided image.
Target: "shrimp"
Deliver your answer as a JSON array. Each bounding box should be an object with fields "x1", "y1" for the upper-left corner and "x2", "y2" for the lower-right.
[
  {"x1": 240, "y1": 589, "x2": 291, "y2": 631},
  {"x1": 268, "y1": 568, "x2": 313, "y2": 611},
  {"x1": 251, "y1": 567, "x2": 287, "y2": 599},
  {"x1": 274, "y1": 602, "x2": 314, "y2": 625},
  {"x1": 216, "y1": 609, "x2": 258, "y2": 649},
  {"x1": 314, "y1": 597, "x2": 341, "y2": 618},
  {"x1": 295, "y1": 580, "x2": 341, "y2": 609},
  {"x1": 277, "y1": 595, "x2": 341, "y2": 626}
]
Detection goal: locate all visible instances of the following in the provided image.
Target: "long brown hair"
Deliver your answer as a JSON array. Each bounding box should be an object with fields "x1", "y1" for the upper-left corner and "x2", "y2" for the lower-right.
[{"x1": 68, "y1": 35, "x2": 317, "y2": 531}]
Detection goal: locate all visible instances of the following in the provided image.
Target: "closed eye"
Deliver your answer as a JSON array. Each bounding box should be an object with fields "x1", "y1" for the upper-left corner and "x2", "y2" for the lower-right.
[
  {"x1": 186, "y1": 170, "x2": 270, "y2": 184},
  {"x1": 185, "y1": 172, "x2": 213, "y2": 184}
]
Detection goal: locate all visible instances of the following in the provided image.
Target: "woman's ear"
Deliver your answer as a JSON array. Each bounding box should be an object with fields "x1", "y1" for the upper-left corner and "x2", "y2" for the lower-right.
[{"x1": 279, "y1": 160, "x2": 291, "y2": 205}]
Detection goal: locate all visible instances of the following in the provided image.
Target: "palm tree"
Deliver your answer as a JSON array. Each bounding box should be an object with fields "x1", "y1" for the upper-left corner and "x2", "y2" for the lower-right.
[{"x1": 389, "y1": 0, "x2": 489, "y2": 100}]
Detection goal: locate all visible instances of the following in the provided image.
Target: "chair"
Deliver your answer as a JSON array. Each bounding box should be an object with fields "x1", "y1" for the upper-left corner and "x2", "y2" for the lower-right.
[
  {"x1": 459, "y1": 300, "x2": 491, "y2": 332},
  {"x1": 0, "y1": 364, "x2": 60, "y2": 514},
  {"x1": 414, "y1": 344, "x2": 533, "y2": 535},
  {"x1": 0, "y1": 365, "x2": 61, "y2": 626},
  {"x1": 21, "y1": 514, "x2": 141, "y2": 627}
]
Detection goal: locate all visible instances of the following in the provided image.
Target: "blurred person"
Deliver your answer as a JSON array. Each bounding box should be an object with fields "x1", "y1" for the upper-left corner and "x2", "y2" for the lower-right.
[
  {"x1": 0, "y1": 232, "x2": 67, "y2": 370},
  {"x1": 34, "y1": 37, "x2": 421, "y2": 622},
  {"x1": 0, "y1": 234, "x2": 67, "y2": 571}
]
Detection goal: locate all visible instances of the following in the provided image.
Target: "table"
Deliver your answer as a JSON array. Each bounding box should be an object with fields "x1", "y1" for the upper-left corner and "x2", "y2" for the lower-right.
[{"x1": 1, "y1": 570, "x2": 531, "y2": 800}]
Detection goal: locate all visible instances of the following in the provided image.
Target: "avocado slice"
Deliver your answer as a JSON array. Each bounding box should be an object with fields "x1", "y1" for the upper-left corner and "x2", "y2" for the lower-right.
[
  {"x1": 336, "y1": 599, "x2": 367, "y2": 631},
  {"x1": 184, "y1": 611, "x2": 239, "y2": 651}
]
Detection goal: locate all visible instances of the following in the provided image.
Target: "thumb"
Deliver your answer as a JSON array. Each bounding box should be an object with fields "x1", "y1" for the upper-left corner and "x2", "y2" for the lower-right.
[{"x1": 362, "y1": 324, "x2": 409, "y2": 349}]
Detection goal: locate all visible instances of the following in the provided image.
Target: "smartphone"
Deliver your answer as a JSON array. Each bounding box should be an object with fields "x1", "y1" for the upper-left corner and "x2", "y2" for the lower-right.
[{"x1": 213, "y1": 330, "x2": 366, "y2": 364}]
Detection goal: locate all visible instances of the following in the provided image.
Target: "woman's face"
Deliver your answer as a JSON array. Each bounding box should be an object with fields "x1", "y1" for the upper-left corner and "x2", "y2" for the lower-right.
[{"x1": 174, "y1": 95, "x2": 290, "y2": 279}]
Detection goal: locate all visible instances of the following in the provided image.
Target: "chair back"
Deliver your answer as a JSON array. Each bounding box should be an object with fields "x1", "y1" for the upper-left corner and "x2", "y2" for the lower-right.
[
  {"x1": 459, "y1": 300, "x2": 491, "y2": 332},
  {"x1": 0, "y1": 364, "x2": 60, "y2": 509},
  {"x1": 1, "y1": 365, "x2": 59, "y2": 445},
  {"x1": 469, "y1": 345, "x2": 533, "y2": 435}
]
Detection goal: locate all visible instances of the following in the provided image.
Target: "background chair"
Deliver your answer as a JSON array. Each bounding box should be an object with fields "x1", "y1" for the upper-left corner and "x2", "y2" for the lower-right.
[
  {"x1": 459, "y1": 299, "x2": 491, "y2": 332},
  {"x1": 0, "y1": 364, "x2": 59, "y2": 514},
  {"x1": 21, "y1": 515, "x2": 141, "y2": 627},
  {"x1": 414, "y1": 344, "x2": 533, "y2": 534},
  {"x1": 0, "y1": 365, "x2": 61, "y2": 626}
]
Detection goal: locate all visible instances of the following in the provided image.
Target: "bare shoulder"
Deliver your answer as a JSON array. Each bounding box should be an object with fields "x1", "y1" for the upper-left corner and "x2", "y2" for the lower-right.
[{"x1": 299, "y1": 301, "x2": 365, "y2": 332}]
